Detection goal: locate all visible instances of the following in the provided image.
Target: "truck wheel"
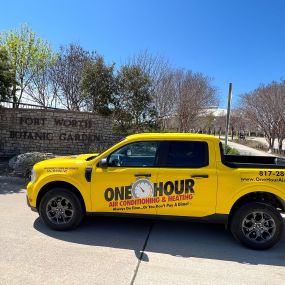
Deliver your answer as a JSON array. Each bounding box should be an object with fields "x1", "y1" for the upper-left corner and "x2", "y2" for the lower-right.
[
  {"x1": 230, "y1": 202, "x2": 283, "y2": 250},
  {"x1": 39, "y1": 188, "x2": 84, "y2": 231}
]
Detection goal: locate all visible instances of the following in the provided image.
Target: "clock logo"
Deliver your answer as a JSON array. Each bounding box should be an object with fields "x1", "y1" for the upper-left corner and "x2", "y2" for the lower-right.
[{"x1": 131, "y1": 178, "x2": 154, "y2": 198}]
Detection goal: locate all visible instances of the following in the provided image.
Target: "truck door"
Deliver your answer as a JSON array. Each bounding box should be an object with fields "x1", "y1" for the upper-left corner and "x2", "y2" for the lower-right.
[
  {"x1": 91, "y1": 141, "x2": 159, "y2": 215},
  {"x1": 156, "y1": 140, "x2": 217, "y2": 217}
]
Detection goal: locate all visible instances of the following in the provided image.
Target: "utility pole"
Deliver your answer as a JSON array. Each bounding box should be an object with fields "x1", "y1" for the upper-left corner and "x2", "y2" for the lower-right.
[{"x1": 225, "y1": 83, "x2": 233, "y2": 147}]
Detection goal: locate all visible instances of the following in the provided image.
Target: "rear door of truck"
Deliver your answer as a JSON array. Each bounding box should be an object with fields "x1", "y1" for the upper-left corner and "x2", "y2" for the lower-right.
[{"x1": 156, "y1": 139, "x2": 218, "y2": 217}]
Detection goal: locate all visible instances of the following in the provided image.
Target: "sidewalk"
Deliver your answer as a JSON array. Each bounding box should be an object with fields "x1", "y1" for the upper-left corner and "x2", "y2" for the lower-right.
[{"x1": 226, "y1": 140, "x2": 274, "y2": 156}]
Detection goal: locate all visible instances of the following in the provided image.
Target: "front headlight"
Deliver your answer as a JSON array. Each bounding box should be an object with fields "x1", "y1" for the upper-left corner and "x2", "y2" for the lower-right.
[{"x1": 31, "y1": 168, "x2": 36, "y2": 183}]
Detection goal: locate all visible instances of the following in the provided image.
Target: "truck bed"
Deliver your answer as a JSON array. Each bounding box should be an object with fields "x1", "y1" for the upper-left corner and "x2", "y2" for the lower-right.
[{"x1": 223, "y1": 155, "x2": 285, "y2": 169}]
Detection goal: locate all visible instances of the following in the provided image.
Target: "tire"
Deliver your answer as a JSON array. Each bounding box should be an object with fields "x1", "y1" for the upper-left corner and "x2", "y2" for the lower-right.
[
  {"x1": 230, "y1": 202, "x2": 283, "y2": 250},
  {"x1": 39, "y1": 188, "x2": 84, "y2": 231}
]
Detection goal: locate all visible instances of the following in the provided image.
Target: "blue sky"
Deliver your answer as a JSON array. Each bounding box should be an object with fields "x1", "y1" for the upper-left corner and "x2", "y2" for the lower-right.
[{"x1": 1, "y1": 0, "x2": 285, "y2": 107}]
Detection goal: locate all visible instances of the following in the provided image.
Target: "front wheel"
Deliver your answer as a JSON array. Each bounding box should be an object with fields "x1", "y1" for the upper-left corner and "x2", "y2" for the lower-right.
[
  {"x1": 39, "y1": 188, "x2": 84, "y2": 231},
  {"x1": 230, "y1": 202, "x2": 283, "y2": 250}
]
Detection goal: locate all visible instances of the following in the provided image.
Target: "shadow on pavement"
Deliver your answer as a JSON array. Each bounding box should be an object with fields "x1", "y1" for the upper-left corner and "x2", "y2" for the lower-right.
[
  {"x1": 34, "y1": 216, "x2": 285, "y2": 267},
  {"x1": 0, "y1": 176, "x2": 26, "y2": 194}
]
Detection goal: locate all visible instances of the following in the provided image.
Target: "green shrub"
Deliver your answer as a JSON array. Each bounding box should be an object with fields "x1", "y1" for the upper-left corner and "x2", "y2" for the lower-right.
[{"x1": 223, "y1": 144, "x2": 240, "y2": 155}]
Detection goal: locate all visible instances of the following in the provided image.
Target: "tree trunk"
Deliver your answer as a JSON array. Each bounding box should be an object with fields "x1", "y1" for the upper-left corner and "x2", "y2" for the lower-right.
[
  {"x1": 268, "y1": 137, "x2": 275, "y2": 152},
  {"x1": 12, "y1": 83, "x2": 17, "y2": 108},
  {"x1": 278, "y1": 138, "x2": 283, "y2": 151}
]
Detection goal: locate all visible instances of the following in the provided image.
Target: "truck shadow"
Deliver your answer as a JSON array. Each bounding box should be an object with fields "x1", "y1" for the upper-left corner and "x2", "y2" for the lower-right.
[{"x1": 34, "y1": 216, "x2": 285, "y2": 267}]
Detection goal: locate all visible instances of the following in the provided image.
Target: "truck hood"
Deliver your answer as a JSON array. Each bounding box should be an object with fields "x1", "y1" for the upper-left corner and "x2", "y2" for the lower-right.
[
  {"x1": 61, "y1": 153, "x2": 100, "y2": 161},
  {"x1": 34, "y1": 153, "x2": 100, "y2": 169}
]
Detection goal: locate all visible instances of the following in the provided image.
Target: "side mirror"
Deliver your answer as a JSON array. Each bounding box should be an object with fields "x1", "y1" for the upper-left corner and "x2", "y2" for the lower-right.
[{"x1": 98, "y1": 158, "x2": 108, "y2": 168}]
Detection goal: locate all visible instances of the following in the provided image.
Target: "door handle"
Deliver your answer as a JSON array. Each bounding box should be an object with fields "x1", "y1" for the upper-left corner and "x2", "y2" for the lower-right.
[
  {"x1": 134, "y1": 173, "x2": 152, "y2": 177},
  {"x1": 191, "y1": 174, "x2": 209, "y2": 178}
]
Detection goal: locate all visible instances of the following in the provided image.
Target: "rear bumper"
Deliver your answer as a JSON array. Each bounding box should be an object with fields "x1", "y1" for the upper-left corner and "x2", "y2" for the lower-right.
[{"x1": 26, "y1": 195, "x2": 38, "y2": 212}]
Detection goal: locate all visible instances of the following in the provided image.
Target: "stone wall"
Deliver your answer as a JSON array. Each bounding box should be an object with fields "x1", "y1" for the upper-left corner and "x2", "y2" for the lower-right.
[{"x1": 0, "y1": 108, "x2": 118, "y2": 157}]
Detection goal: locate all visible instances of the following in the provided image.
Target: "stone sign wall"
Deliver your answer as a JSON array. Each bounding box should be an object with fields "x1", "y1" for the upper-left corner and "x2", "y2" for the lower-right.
[{"x1": 0, "y1": 108, "x2": 117, "y2": 156}]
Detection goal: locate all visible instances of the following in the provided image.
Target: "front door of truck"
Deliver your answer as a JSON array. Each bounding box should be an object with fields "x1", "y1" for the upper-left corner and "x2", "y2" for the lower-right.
[
  {"x1": 155, "y1": 140, "x2": 217, "y2": 217},
  {"x1": 91, "y1": 141, "x2": 159, "y2": 215}
]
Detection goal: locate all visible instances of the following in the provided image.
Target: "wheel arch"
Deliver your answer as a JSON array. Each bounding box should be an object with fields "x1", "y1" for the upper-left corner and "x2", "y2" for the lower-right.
[
  {"x1": 228, "y1": 191, "x2": 285, "y2": 226},
  {"x1": 36, "y1": 181, "x2": 86, "y2": 213}
]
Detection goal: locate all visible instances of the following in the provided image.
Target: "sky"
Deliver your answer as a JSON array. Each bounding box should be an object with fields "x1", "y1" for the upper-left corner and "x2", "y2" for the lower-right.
[{"x1": 1, "y1": 0, "x2": 285, "y2": 108}]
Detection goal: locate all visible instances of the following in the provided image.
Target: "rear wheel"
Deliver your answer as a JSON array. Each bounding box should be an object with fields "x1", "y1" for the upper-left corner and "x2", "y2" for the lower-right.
[
  {"x1": 39, "y1": 188, "x2": 84, "y2": 230},
  {"x1": 230, "y1": 202, "x2": 283, "y2": 250}
]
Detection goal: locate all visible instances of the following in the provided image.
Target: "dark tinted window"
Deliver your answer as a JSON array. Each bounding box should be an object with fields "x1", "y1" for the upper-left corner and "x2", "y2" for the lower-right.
[
  {"x1": 108, "y1": 141, "x2": 158, "y2": 167},
  {"x1": 163, "y1": 141, "x2": 208, "y2": 168}
]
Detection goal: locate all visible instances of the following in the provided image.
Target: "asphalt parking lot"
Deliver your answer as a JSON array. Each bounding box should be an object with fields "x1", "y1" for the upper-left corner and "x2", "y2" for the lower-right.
[{"x1": 1, "y1": 176, "x2": 285, "y2": 285}]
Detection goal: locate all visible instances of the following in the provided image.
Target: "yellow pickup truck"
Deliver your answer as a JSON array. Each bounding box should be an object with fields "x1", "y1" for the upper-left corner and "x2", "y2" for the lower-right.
[{"x1": 27, "y1": 133, "x2": 285, "y2": 249}]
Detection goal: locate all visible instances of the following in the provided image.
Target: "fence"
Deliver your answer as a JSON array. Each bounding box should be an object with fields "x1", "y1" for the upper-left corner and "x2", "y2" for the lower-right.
[{"x1": 0, "y1": 101, "x2": 63, "y2": 110}]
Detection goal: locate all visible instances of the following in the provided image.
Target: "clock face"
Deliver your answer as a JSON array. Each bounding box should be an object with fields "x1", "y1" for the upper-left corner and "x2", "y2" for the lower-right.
[{"x1": 132, "y1": 179, "x2": 154, "y2": 198}]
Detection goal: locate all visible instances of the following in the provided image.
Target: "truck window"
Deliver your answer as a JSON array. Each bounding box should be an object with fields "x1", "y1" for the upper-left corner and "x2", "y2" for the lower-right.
[
  {"x1": 163, "y1": 141, "x2": 209, "y2": 168},
  {"x1": 108, "y1": 141, "x2": 159, "y2": 167}
]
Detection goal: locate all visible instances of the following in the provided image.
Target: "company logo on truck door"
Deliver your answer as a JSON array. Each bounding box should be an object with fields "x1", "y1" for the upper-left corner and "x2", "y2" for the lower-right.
[
  {"x1": 132, "y1": 178, "x2": 154, "y2": 198},
  {"x1": 104, "y1": 178, "x2": 195, "y2": 205}
]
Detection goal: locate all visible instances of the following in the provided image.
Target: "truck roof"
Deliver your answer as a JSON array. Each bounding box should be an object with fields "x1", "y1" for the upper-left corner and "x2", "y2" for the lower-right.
[{"x1": 126, "y1": 133, "x2": 220, "y2": 142}]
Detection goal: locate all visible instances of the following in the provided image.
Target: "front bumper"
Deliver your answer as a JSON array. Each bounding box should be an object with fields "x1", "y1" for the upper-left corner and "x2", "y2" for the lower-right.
[{"x1": 26, "y1": 195, "x2": 38, "y2": 212}]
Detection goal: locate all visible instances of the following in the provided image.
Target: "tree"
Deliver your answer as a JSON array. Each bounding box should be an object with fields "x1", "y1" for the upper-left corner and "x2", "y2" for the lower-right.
[
  {"x1": 272, "y1": 81, "x2": 285, "y2": 151},
  {"x1": 114, "y1": 65, "x2": 157, "y2": 133},
  {"x1": 240, "y1": 82, "x2": 284, "y2": 151},
  {"x1": 128, "y1": 51, "x2": 176, "y2": 128},
  {"x1": 228, "y1": 108, "x2": 259, "y2": 138},
  {"x1": 0, "y1": 47, "x2": 15, "y2": 101},
  {"x1": 81, "y1": 55, "x2": 116, "y2": 115},
  {"x1": 0, "y1": 24, "x2": 53, "y2": 106},
  {"x1": 128, "y1": 52, "x2": 218, "y2": 132},
  {"x1": 25, "y1": 54, "x2": 57, "y2": 107},
  {"x1": 175, "y1": 70, "x2": 218, "y2": 132},
  {"x1": 154, "y1": 71, "x2": 178, "y2": 129},
  {"x1": 51, "y1": 44, "x2": 92, "y2": 111}
]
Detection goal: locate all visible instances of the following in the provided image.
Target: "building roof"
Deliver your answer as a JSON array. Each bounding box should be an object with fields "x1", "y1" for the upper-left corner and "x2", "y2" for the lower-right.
[{"x1": 202, "y1": 107, "x2": 227, "y2": 117}]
